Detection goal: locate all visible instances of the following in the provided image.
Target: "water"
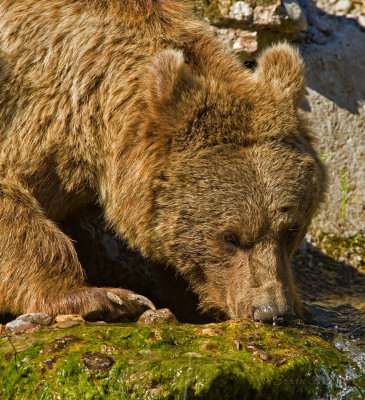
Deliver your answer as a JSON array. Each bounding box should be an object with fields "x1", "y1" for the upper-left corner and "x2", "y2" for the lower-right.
[
  {"x1": 290, "y1": 235, "x2": 365, "y2": 398},
  {"x1": 300, "y1": 301, "x2": 365, "y2": 399},
  {"x1": 306, "y1": 303, "x2": 365, "y2": 347}
]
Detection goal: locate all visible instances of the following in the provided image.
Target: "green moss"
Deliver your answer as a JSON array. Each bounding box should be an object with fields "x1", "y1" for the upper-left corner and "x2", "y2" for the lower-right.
[
  {"x1": 188, "y1": 0, "x2": 229, "y2": 24},
  {"x1": 253, "y1": 0, "x2": 281, "y2": 7},
  {"x1": 314, "y1": 232, "x2": 365, "y2": 273},
  {"x1": 1, "y1": 321, "x2": 363, "y2": 399},
  {"x1": 340, "y1": 166, "x2": 350, "y2": 219}
]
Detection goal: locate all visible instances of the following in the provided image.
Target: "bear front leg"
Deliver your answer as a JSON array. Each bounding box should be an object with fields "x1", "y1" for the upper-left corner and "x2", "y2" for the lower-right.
[{"x1": 0, "y1": 178, "x2": 155, "y2": 321}]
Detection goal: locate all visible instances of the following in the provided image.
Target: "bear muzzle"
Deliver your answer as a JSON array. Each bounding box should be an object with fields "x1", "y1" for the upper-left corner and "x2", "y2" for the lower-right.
[{"x1": 252, "y1": 303, "x2": 295, "y2": 324}]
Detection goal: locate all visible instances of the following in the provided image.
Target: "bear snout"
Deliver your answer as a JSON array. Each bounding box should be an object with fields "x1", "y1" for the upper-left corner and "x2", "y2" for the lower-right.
[{"x1": 252, "y1": 304, "x2": 295, "y2": 325}]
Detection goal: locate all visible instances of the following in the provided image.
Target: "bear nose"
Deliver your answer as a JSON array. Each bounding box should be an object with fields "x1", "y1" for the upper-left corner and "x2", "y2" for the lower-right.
[{"x1": 252, "y1": 304, "x2": 294, "y2": 324}]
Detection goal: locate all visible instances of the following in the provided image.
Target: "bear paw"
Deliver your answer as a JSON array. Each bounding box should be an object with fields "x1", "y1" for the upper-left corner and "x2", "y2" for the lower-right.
[
  {"x1": 51, "y1": 287, "x2": 156, "y2": 322},
  {"x1": 83, "y1": 287, "x2": 156, "y2": 322}
]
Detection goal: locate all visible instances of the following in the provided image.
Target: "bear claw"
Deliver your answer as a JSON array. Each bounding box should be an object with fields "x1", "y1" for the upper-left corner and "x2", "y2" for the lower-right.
[
  {"x1": 127, "y1": 293, "x2": 156, "y2": 310},
  {"x1": 106, "y1": 291, "x2": 124, "y2": 306},
  {"x1": 56, "y1": 287, "x2": 156, "y2": 323}
]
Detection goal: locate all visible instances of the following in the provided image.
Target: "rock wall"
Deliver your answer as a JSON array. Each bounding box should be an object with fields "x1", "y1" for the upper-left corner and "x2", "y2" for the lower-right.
[{"x1": 298, "y1": 0, "x2": 365, "y2": 235}]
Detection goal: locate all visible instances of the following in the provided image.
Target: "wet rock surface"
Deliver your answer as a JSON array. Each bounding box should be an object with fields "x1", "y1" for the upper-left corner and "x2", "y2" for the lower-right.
[
  {"x1": 81, "y1": 352, "x2": 115, "y2": 373},
  {"x1": 1, "y1": 320, "x2": 364, "y2": 399},
  {"x1": 41, "y1": 335, "x2": 84, "y2": 355},
  {"x1": 292, "y1": 233, "x2": 365, "y2": 344}
]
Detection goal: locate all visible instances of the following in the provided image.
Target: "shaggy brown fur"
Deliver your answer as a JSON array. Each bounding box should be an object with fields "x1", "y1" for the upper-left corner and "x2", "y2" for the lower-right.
[{"x1": 0, "y1": 0, "x2": 326, "y2": 321}]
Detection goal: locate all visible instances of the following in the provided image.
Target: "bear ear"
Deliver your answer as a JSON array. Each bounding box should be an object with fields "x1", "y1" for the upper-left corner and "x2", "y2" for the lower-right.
[
  {"x1": 146, "y1": 49, "x2": 204, "y2": 122},
  {"x1": 254, "y1": 43, "x2": 305, "y2": 107}
]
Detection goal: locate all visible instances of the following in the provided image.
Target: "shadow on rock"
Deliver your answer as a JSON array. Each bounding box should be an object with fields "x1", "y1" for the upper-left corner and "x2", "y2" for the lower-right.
[
  {"x1": 293, "y1": 239, "x2": 365, "y2": 336},
  {"x1": 60, "y1": 207, "x2": 218, "y2": 324},
  {"x1": 298, "y1": 0, "x2": 365, "y2": 114}
]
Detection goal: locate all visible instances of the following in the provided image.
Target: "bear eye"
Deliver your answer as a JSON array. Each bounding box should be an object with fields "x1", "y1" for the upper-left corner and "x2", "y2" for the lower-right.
[{"x1": 220, "y1": 231, "x2": 240, "y2": 251}]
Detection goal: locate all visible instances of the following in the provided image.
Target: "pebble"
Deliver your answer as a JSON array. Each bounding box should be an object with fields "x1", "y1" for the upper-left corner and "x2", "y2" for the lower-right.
[
  {"x1": 228, "y1": 1, "x2": 253, "y2": 21},
  {"x1": 138, "y1": 308, "x2": 177, "y2": 325},
  {"x1": 258, "y1": 350, "x2": 271, "y2": 361},
  {"x1": 53, "y1": 314, "x2": 85, "y2": 329},
  {"x1": 5, "y1": 320, "x2": 40, "y2": 335},
  {"x1": 199, "y1": 328, "x2": 219, "y2": 336},
  {"x1": 54, "y1": 314, "x2": 85, "y2": 328},
  {"x1": 234, "y1": 340, "x2": 243, "y2": 350},
  {"x1": 55, "y1": 314, "x2": 85, "y2": 323},
  {"x1": 16, "y1": 313, "x2": 53, "y2": 326},
  {"x1": 282, "y1": 0, "x2": 307, "y2": 30},
  {"x1": 359, "y1": 15, "x2": 365, "y2": 27},
  {"x1": 333, "y1": 0, "x2": 352, "y2": 14},
  {"x1": 5, "y1": 313, "x2": 53, "y2": 335}
]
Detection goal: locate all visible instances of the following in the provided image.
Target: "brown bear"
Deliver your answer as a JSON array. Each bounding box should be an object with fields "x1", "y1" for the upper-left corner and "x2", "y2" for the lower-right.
[{"x1": 0, "y1": 0, "x2": 326, "y2": 323}]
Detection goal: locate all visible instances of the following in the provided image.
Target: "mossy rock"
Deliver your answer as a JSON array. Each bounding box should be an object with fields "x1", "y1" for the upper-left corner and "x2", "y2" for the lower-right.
[
  {"x1": 1, "y1": 320, "x2": 364, "y2": 399},
  {"x1": 315, "y1": 232, "x2": 365, "y2": 273}
]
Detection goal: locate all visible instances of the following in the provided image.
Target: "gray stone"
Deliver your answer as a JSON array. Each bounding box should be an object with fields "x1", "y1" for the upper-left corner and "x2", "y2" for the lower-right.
[
  {"x1": 333, "y1": 0, "x2": 353, "y2": 14},
  {"x1": 5, "y1": 313, "x2": 53, "y2": 334},
  {"x1": 215, "y1": 28, "x2": 258, "y2": 59},
  {"x1": 282, "y1": 0, "x2": 308, "y2": 30},
  {"x1": 138, "y1": 308, "x2": 177, "y2": 325},
  {"x1": 15, "y1": 312, "x2": 53, "y2": 326},
  {"x1": 299, "y1": 21, "x2": 365, "y2": 235},
  {"x1": 359, "y1": 15, "x2": 365, "y2": 27},
  {"x1": 253, "y1": 5, "x2": 281, "y2": 27},
  {"x1": 228, "y1": 1, "x2": 253, "y2": 21},
  {"x1": 5, "y1": 320, "x2": 38, "y2": 335}
]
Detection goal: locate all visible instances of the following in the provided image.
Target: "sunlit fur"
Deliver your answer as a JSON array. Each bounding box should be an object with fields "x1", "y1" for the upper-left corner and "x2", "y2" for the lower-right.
[{"x1": 0, "y1": 0, "x2": 326, "y2": 319}]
